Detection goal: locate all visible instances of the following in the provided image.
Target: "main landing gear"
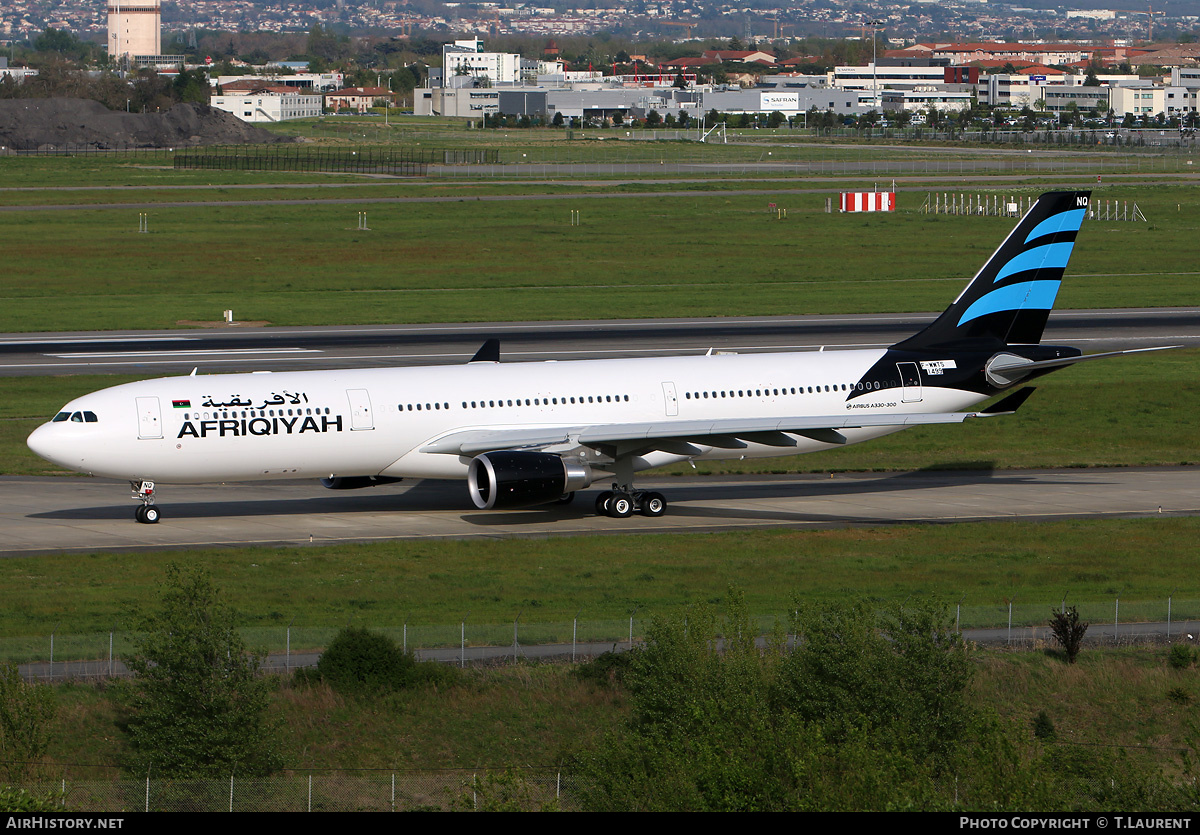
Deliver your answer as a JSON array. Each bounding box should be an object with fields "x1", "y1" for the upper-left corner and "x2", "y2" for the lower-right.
[
  {"x1": 590, "y1": 454, "x2": 668, "y2": 519},
  {"x1": 131, "y1": 480, "x2": 161, "y2": 524},
  {"x1": 594, "y1": 487, "x2": 667, "y2": 518}
]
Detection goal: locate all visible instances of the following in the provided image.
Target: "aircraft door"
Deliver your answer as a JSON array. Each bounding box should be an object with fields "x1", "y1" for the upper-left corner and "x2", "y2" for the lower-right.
[
  {"x1": 897, "y1": 362, "x2": 923, "y2": 403},
  {"x1": 346, "y1": 389, "x2": 374, "y2": 430},
  {"x1": 661, "y1": 382, "x2": 679, "y2": 416},
  {"x1": 135, "y1": 396, "x2": 163, "y2": 439}
]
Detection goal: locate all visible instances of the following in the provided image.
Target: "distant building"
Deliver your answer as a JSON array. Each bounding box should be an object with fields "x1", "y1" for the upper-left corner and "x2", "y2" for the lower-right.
[
  {"x1": 210, "y1": 89, "x2": 323, "y2": 123},
  {"x1": 107, "y1": 0, "x2": 160, "y2": 61},
  {"x1": 0, "y1": 57, "x2": 36, "y2": 84},
  {"x1": 326, "y1": 87, "x2": 394, "y2": 113},
  {"x1": 216, "y1": 73, "x2": 345, "y2": 93},
  {"x1": 703, "y1": 87, "x2": 860, "y2": 116},
  {"x1": 442, "y1": 38, "x2": 521, "y2": 86},
  {"x1": 1042, "y1": 85, "x2": 1111, "y2": 114},
  {"x1": 701, "y1": 50, "x2": 776, "y2": 66}
]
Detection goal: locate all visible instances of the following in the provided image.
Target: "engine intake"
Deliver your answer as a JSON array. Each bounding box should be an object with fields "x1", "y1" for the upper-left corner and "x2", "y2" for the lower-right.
[
  {"x1": 321, "y1": 476, "x2": 404, "y2": 490},
  {"x1": 468, "y1": 451, "x2": 594, "y2": 510}
]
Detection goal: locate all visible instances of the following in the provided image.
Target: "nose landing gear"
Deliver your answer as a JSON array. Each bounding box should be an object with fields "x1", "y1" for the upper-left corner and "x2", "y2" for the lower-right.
[{"x1": 131, "y1": 481, "x2": 161, "y2": 524}]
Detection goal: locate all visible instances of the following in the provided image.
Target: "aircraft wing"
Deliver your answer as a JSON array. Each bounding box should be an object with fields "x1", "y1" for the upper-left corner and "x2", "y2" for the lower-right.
[{"x1": 420, "y1": 389, "x2": 1034, "y2": 457}]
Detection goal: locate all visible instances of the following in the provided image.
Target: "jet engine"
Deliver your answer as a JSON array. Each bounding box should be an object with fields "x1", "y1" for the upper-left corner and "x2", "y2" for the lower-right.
[
  {"x1": 320, "y1": 475, "x2": 404, "y2": 490},
  {"x1": 467, "y1": 451, "x2": 595, "y2": 510}
]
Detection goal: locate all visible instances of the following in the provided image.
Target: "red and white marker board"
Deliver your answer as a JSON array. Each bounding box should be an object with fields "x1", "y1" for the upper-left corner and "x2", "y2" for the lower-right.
[{"x1": 840, "y1": 192, "x2": 895, "y2": 212}]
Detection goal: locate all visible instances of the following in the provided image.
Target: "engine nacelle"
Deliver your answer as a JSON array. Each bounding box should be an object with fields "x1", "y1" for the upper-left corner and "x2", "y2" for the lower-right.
[
  {"x1": 467, "y1": 451, "x2": 594, "y2": 510},
  {"x1": 320, "y1": 475, "x2": 404, "y2": 490}
]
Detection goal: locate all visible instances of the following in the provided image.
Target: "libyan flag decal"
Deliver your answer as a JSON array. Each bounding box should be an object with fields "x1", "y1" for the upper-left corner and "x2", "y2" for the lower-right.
[{"x1": 172, "y1": 400, "x2": 191, "y2": 409}]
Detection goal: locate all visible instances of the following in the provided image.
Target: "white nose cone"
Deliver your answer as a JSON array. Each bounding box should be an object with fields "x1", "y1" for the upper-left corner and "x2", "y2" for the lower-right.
[{"x1": 27, "y1": 423, "x2": 80, "y2": 471}]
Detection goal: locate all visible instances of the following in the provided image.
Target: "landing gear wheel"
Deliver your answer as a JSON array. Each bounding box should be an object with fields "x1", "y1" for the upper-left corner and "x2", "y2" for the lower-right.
[
  {"x1": 640, "y1": 492, "x2": 667, "y2": 517},
  {"x1": 142, "y1": 505, "x2": 160, "y2": 524},
  {"x1": 595, "y1": 491, "x2": 614, "y2": 516},
  {"x1": 555, "y1": 492, "x2": 576, "y2": 505},
  {"x1": 608, "y1": 492, "x2": 634, "y2": 518}
]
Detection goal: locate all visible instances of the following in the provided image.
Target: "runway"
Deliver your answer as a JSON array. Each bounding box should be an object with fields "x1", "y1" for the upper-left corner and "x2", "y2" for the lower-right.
[
  {"x1": 2, "y1": 466, "x2": 1196, "y2": 556},
  {"x1": 1, "y1": 306, "x2": 1197, "y2": 375}
]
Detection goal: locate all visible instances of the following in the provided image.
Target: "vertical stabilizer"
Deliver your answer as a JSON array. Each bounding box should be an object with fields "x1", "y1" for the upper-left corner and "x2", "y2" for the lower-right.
[{"x1": 894, "y1": 191, "x2": 1090, "y2": 351}]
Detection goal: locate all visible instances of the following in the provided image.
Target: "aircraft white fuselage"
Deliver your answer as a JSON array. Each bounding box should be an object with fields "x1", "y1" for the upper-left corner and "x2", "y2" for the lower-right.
[{"x1": 29, "y1": 348, "x2": 974, "y2": 485}]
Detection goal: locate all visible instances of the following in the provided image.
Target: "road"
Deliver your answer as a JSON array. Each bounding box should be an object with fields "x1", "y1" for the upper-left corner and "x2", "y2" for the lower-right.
[
  {"x1": 0, "y1": 466, "x2": 1195, "y2": 556},
  {"x1": 0, "y1": 306, "x2": 1196, "y2": 376}
]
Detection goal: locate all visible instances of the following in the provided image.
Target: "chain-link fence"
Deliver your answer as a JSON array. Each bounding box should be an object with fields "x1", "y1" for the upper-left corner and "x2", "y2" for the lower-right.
[
  {"x1": 13, "y1": 769, "x2": 1200, "y2": 811},
  {"x1": 10, "y1": 596, "x2": 1200, "y2": 680},
  {"x1": 19, "y1": 769, "x2": 575, "y2": 812}
]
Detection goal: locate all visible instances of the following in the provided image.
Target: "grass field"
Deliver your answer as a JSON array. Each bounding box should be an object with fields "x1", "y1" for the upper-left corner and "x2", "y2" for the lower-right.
[
  {"x1": 1, "y1": 516, "x2": 1198, "y2": 664},
  {"x1": 1, "y1": 179, "x2": 1199, "y2": 331}
]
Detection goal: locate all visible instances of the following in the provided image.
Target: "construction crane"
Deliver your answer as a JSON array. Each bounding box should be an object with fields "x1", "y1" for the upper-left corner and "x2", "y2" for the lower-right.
[
  {"x1": 1114, "y1": 4, "x2": 1165, "y2": 42},
  {"x1": 765, "y1": 14, "x2": 782, "y2": 41},
  {"x1": 661, "y1": 20, "x2": 698, "y2": 39}
]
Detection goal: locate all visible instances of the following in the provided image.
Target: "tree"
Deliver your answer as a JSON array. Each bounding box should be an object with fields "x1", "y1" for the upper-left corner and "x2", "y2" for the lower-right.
[
  {"x1": 1049, "y1": 606, "x2": 1088, "y2": 664},
  {"x1": 0, "y1": 664, "x2": 55, "y2": 783},
  {"x1": 120, "y1": 565, "x2": 282, "y2": 778},
  {"x1": 577, "y1": 593, "x2": 994, "y2": 811}
]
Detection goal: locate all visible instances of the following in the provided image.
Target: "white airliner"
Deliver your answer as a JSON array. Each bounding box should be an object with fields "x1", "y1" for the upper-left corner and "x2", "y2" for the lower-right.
[{"x1": 27, "y1": 190, "x2": 1166, "y2": 523}]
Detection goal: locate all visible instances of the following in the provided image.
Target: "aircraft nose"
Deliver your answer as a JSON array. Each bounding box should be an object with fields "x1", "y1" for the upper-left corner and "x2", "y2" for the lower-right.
[{"x1": 27, "y1": 423, "x2": 74, "y2": 469}]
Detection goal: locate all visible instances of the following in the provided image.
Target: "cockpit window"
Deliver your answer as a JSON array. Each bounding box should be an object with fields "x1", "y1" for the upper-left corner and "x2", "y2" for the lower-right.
[
  {"x1": 83, "y1": 412, "x2": 98, "y2": 423},
  {"x1": 52, "y1": 412, "x2": 71, "y2": 422},
  {"x1": 70, "y1": 412, "x2": 83, "y2": 422}
]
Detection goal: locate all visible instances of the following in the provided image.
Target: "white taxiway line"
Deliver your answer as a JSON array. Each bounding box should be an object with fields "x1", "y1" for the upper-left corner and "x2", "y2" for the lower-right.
[{"x1": 44, "y1": 348, "x2": 322, "y2": 359}]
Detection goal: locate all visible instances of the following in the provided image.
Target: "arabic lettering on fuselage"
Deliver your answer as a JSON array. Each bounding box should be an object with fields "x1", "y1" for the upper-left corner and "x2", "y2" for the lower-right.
[{"x1": 200, "y1": 391, "x2": 310, "y2": 410}]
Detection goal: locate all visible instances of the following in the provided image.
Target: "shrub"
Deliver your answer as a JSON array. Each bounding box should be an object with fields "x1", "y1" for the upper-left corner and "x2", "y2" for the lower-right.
[
  {"x1": 317, "y1": 627, "x2": 417, "y2": 693},
  {"x1": 1049, "y1": 607, "x2": 1088, "y2": 664},
  {"x1": 0, "y1": 786, "x2": 62, "y2": 812},
  {"x1": 121, "y1": 564, "x2": 282, "y2": 778},
  {"x1": 1032, "y1": 710, "x2": 1057, "y2": 741},
  {"x1": 574, "y1": 651, "x2": 632, "y2": 689},
  {"x1": 1169, "y1": 644, "x2": 1194, "y2": 670}
]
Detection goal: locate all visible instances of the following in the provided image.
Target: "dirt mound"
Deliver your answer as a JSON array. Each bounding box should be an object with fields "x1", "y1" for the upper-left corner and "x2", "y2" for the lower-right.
[{"x1": 0, "y1": 98, "x2": 295, "y2": 151}]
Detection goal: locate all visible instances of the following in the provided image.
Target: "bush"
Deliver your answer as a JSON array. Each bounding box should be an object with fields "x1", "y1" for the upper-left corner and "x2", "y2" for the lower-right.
[
  {"x1": 316, "y1": 627, "x2": 456, "y2": 694},
  {"x1": 0, "y1": 663, "x2": 55, "y2": 782},
  {"x1": 1169, "y1": 644, "x2": 1194, "y2": 670},
  {"x1": 1049, "y1": 607, "x2": 1088, "y2": 664},
  {"x1": 574, "y1": 651, "x2": 631, "y2": 689},
  {"x1": 121, "y1": 565, "x2": 282, "y2": 778},
  {"x1": 0, "y1": 786, "x2": 62, "y2": 812},
  {"x1": 317, "y1": 627, "x2": 416, "y2": 693},
  {"x1": 1032, "y1": 710, "x2": 1057, "y2": 741}
]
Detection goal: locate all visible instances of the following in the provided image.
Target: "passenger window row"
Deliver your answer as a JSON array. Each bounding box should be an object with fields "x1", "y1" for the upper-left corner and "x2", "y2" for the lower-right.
[
  {"x1": 400, "y1": 395, "x2": 632, "y2": 412},
  {"x1": 684, "y1": 380, "x2": 891, "y2": 401},
  {"x1": 184, "y1": 408, "x2": 333, "y2": 420}
]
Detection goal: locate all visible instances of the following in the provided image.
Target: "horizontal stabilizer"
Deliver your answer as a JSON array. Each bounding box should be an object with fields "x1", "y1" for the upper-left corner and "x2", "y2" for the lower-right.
[{"x1": 986, "y1": 345, "x2": 1180, "y2": 386}]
